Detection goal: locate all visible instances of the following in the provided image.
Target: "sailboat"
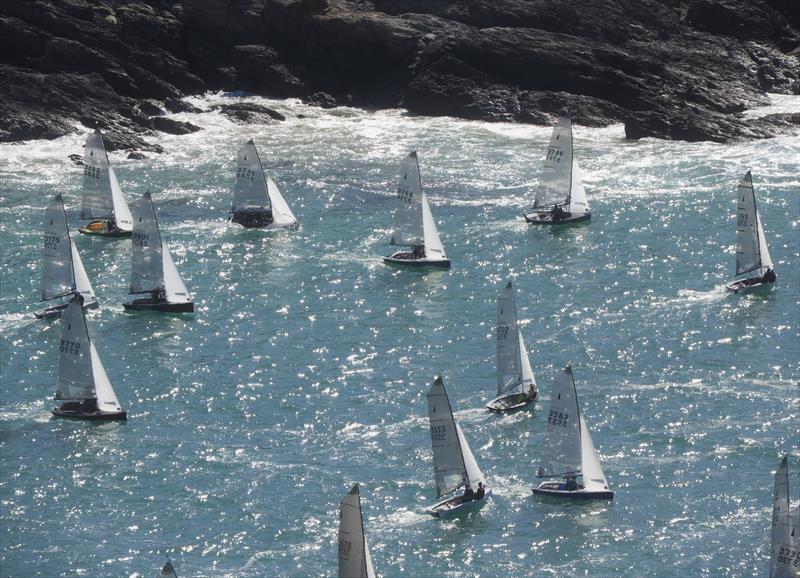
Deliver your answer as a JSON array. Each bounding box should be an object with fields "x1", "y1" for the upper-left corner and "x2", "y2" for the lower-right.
[
  {"x1": 231, "y1": 140, "x2": 299, "y2": 229},
  {"x1": 123, "y1": 191, "x2": 194, "y2": 313},
  {"x1": 531, "y1": 365, "x2": 612, "y2": 499},
  {"x1": 35, "y1": 194, "x2": 98, "y2": 319},
  {"x1": 770, "y1": 455, "x2": 799, "y2": 578},
  {"x1": 338, "y1": 484, "x2": 376, "y2": 578},
  {"x1": 487, "y1": 280, "x2": 538, "y2": 413},
  {"x1": 78, "y1": 129, "x2": 133, "y2": 236},
  {"x1": 159, "y1": 558, "x2": 178, "y2": 578},
  {"x1": 425, "y1": 375, "x2": 490, "y2": 517},
  {"x1": 523, "y1": 114, "x2": 591, "y2": 225},
  {"x1": 726, "y1": 171, "x2": 776, "y2": 294},
  {"x1": 383, "y1": 151, "x2": 450, "y2": 269},
  {"x1": 51, "y1": 294, "x2": 126, "y2": 420}
]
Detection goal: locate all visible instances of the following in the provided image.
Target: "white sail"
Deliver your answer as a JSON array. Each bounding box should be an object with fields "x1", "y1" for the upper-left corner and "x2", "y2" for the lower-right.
[
  {"x1": 427, "y1": 375, "x2": 468, "y2": 497},
  {"x1": 735, "y1": 171, "x2": 772, "y2": 277},
  {"x1": 90, "y1": 342, "x2": 123, "y2": 413},
  {"x1": 496, "y1": 281, "x2": 522, "y2": 395},
  {"x1": 338, "y1": 484, "x2": 376, "y2": 578},
  {"x1": 568, "y1": 155, "x2": 590, "y2": 214},
  {"x1": 42, "y1": 195, "x2": 75, "y2": 300},
  {"x1": 266, "y1": 175, "x2": 298, "y2": 228},
  {"x1": 130, "y1": 191, "x2": 164, "y2": 294},
  {"x1": 55, "y1": 297, "x2": 95, "y2": 400},
  {"x1": 455, "y1": 422, "x2": 484, "y2": 488},
  {"x1": 108, "y1": 165, "x2": 133, "y2": 231},
  {"x1": 518, "y1": 330, "x2": 536, "y2": 396},
  {"x1": 390, "y1": 151, "x2": 424, "y2": 246},
  {"x1": 232, "y1": 140, "x2": 270, "y2": 212},
  {"x1": 70, "y1": 241, "x2": 96, "y2": 304},
  {"x1": 771, "y1": 455, "x2": 799, "y2": 578},
  {"x1": 534, "y1": 115, "x2": 573, "y2": 208},
  {"x1": 421, "y1": 193, "x2": 446, "y2": 260},
  {"x1": 537, "y1": 366, "x2": 582, "y2": 479},
  {"x1": 161, "y1": 242, "x2": 191, "y2": 304},
  {"x1": 80, "y1": 129, "x2": 132, "y2": 230},
  {"x1": 159, "y1": 559, "x2": 178, "y2": 578},
  {"x1": 579, "y1": 415, "x2": 610, "y2": 492}
]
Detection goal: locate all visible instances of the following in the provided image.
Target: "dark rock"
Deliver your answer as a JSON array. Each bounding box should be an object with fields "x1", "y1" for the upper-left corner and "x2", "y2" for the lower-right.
[
  {"x1": 68, "y1": 153, "x2": 84, "y2": 166},
  {"x1": 127, "y1": 151, "x2": 147, "y2": 160},
  {"x1": 213, "y1": 102, "x2": 286, "y2": 123},
  {"x1": 303, "y1": 91, "x2": 337, "y2": 108},
  {"x1": 138, "y1": 99, "x2": 166, "y2": 117},
  {"x1": 164, "y1": 97, "x2": 203, "y2": 114},
  {"x1": 101, "y1": 128, "x2": 164, "y2": 154},
  {"x1": 150, "y1": 116, "x2": 202, "y2": 134}
]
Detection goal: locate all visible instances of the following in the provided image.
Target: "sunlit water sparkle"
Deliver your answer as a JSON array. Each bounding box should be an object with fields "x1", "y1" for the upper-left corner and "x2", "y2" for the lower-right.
[{"x1": 1, "y1": 94, "x2": 799, "y2": 577}]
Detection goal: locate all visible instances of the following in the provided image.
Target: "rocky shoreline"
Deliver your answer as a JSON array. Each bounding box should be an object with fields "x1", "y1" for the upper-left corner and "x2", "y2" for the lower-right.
[{"x1": 0, "y1": 0, "x2": 798, "y2": 152}]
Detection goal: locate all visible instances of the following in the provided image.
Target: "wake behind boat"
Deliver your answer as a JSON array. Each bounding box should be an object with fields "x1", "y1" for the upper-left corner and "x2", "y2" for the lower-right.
[
  {"x1": 523, "y1": 114, "x2": 591, "y2": 225},
  {"x1": 487, "y1": 280, "x2": 538, "y2": 413},
  {"x1": 78, "y1": 129, "x2": 133, "y2": 237},
  {"x1": 384, "y1": 151, "x2": 450, "y2": 269},
  {"x1": 531, "y1": 365, "x2": 612, "y2": 500},
  {"x1": 51, "y1": 294, "x2": 126, "y2": 421},
  {"x1": 123, "y1": 191, "x2": 194, "y2": 313},
  {"x1": 231, "y1": 140, "x2": 298, "y2": 230},
  {"x1": 425, "y1": 375, "x2": 490, "y2": 517},
  {"x1": 770, "y1": 455, "x2": 799, "y2": 578},
  {"x1": 726, "y1": 171, "x2": 776, "y2": 294},
  {"x1": 35, "y1": 194, "x2": 98, "y2": 319},
  {"x1": 338, "y1": 484, "x2": 377, "y2": 578}
]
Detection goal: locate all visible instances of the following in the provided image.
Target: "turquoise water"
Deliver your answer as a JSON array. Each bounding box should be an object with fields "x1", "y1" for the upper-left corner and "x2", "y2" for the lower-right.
[{"x1": 1, "y1": 95, "x2": 798, "y2": 577}]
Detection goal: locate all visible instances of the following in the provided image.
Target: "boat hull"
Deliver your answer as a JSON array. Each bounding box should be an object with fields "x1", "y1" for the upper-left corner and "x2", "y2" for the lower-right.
[
  {"x1": 123, "y1": 299, "x2": 194, "y2": 313},
  {"x1": 52, "y1": 407, "x2": 127, "y2": 421},
  {"x1": 531, "y1": 482, "x2": 613, "y2": 500},
  {"x1": 725, "y1": 279, "x2": 776, "y2": 295},
  {"x1": 383, "y1": 253, "x2": 450, "y2": 270},
  {"x1": 487, "y1": 391, "x2": 537, "y2": 413},
  {"x1": 425, "y1": 489, "x2": 492, "y2": 518},
  {"x1": 524, "y1": 211, "x2": 591, "y2": 225},
  {"x1": 34, "y1": 299, "x2": 98, "y2": 320},
  {"x1": 78, "y1": 220, "x2": 132, "y2": 237}
]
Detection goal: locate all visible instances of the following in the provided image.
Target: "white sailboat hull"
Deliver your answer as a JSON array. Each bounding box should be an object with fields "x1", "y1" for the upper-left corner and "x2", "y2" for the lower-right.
[
  {"x1": 531, "y1": 481, "x2": 613, "y2": 500},
  {"x1": 725, "y1": 278, "x2": 776, "y2": 295},
  {"x1": 34, "y1": 298, "x2": 98, "y2": 320},
  {"x1": 524, "y1": 208, "x2": 591, "y2": 225},
  {"x1": 486, "y1": 390, "x2": 537, "y2": 413},
  {"x1": 383, "y1": 251, "x2": 450, "y2": 269},
  {"x1": 425, "y1": 489, "x2": 492, "y2": 518}
]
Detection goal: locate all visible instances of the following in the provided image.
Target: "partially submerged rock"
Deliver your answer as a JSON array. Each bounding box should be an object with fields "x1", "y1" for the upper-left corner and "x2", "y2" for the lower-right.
[{"x1": 213, "y1": 103, "x2": 286, "y2": 123}]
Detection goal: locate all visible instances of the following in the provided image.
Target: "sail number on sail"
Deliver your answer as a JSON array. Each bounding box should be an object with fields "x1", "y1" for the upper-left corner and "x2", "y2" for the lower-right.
[
  {"x1": 43, "y1": 235, "x2": 60, "y2": 250},
  {"x1": 496, "y1": 326, "x2": 510, "y2": 340},
  {"x1": 59, "y1": 339, "x2": 80, "y2": 354},
  {"x1": 397, "y1": 186, "x2": 414, "y2": 204},
  {"x1": 83, "y1": 165, "x2": 101, "y2": 180},
  {"x1": 546, "y1": 148, "x2": 564, "y2": 163},
  {"x1": 339, "y1": 539, "x2": 352, "y2": 557},
  {"x1": 775, "y1": 545, "x2": 799, "y2": 570},
  {"x1": 236, "y1": 167, "x2": 256, "y2": 181},
  {"x1": 547, "y1": 408, "x2": 570, "y2": 427},
  {"x1": 431, "y1": 425, "x2": 447, "y2": 441},
  {"x1": 737, "y1": 214, "x2": 749, "y2": 227},
  {"x1": 132, "y1": 232, "x2": 149, "y2": 247}
]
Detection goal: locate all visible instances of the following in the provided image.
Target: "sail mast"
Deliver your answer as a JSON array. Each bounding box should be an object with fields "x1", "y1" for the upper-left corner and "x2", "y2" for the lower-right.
[{"x1": 566, "y1": 114, "x2": 573, "y2": 210}]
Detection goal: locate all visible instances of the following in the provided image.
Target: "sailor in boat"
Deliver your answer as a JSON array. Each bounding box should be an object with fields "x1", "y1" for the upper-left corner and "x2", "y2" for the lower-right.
[
  {"x1": 233, "y1": 208, "x2": 273, "y2": 228},
  {"x1": 564, "y1": 469, "x2": 580, "y2": 491},
  {"x1": 474, "y1": 482, "x2": 485, "y2": 500},
  {"x1": 739, "y1": 267, "x2": 777, "y2": 288},
  {"x1": 461, "y1": 482, "x2": 475, "y2": 503},
  {"x1": 551, "y1": 205, "x2": 568, "y2": 222},
  {"x1": 58, "y1": 398, "x2": 99, "y2": 414}
]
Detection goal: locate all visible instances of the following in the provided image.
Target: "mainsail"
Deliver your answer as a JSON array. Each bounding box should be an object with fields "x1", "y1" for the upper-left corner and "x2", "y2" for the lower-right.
[
  {"x1": 56, "y1": 297, "x2": 95, "y2": 401},
  {"x1": 534, "y1": 115, "x2": 573, "y2": 208},
  {"x1": 42, "y1": 195, "x2": 76, "y2": 301},
  {"x1": 496, "y1": 281, "x2": 523, "y2": 395},
  {"x1": 159, "y1": 559, "x2": 178, "y2": 578},
  {"x1": 735, "y1": 171, "x2": 772, "y2": 278},
  {"x1": 770, "y1": 455, "x2": 799, "y2": 578},
  {"x1": 338, "y1": 484, "x2": 376, "y2": 578},
  {"x1": 80, "y1": 129, "x2": 132, "y2": 230},
  {"x1": 233, "y1": 140, "x2": 271, "y2": 213},
  {"x1": 537, "y1": 366, "x2": 583, "y2": 479},
  {"x1": 390, "y1": 151, "x2": 424, "y2": 246},
  {"x1": 130, "y1": 191, "x2": 164, "y2": 294}
]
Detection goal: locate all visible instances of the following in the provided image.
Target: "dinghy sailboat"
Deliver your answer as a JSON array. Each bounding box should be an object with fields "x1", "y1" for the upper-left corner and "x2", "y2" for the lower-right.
[
  {"x1": 159, "y1": 558, "x2": 178, "y2": 578},
  {"x1": 123, "y1": 191, "x2": 194, "y2": 313},
  {"x1": 35, "y1": 194, "x2": 98, "y2": 319},
  {"x1": 78, "y1": 129, "x2": 133, "y2": 236},
  {"x1": 338, "y1": 484, "x2": 376, "y2": 578},
  {"x1": 487, "y1": 280, "x2": 538, "y2": 413},
  {"x1": 524, "y1": 114, "x2": 591, "y2": 225},
  {"x1": 770, "y1": 455, "x2": 799, "y2": 578},
  {"x1": 726, "y1": 171, "x2": 776, "y2": 294},
  {"x1": 426, "y1": 375, "x2": 490, "y2": 517},
  {"x1": 384, "y1": 151, "x2": 450, "y2": 269},
  {"x1": 231, "y1": 140, "x2": 298, "y2": 229},
  {"x1": 51, "y1": 294, "x2": 126, "y2": 420},
  {"x1": 531, "y1": 365, "x2": 612, "y2": 500}
]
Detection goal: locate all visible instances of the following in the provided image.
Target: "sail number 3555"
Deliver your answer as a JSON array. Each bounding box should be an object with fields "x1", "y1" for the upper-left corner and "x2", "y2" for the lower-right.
[{"x1": 431, "y1": 425, "x2": 448, "y2": 441}]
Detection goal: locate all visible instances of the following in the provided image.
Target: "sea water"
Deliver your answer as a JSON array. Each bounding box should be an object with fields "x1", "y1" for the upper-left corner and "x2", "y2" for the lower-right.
[{"x1": 0, "y1": 94, "x2": 798, "y2": 578}]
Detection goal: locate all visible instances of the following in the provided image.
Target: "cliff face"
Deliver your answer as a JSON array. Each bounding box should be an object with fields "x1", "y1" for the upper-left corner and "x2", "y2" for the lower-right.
[{"x1": 0, "y1": 0, "x2": 798, "y2": 150}]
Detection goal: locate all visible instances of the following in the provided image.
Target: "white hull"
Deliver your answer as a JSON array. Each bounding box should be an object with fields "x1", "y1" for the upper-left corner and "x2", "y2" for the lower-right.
[
  {"x1": 34, "y1": 298, "x2": 98, "y2": 320},
  {"x1": 524, "y1": 210, "x2": 591, "y2": 225},
  {"x1": 531, "y1": 481, "x2": 613, "y2": 500},
  {"x1": 726, "y1": 279, "x2": 776, "y2": 295},
  {"x1": 486, "y1": 391, "x2": 536, "y2": 413},
  {"x1": 425, "y1": 489, "x2": 492, "y2": 518},
  {"x1": 384, "y1": 251, "x2": 450, "y2": 269}
]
